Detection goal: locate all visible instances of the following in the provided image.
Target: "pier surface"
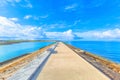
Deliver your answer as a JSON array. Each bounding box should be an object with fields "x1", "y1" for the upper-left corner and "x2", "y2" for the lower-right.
[{"x1": 37, "y1": 42, "x2": 110, "y2": 80}]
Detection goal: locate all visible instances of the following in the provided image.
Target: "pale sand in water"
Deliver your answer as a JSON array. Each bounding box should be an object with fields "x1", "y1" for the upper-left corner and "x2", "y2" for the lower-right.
[{"x1": 37, "y1": 42, "x2": 110, "y2": 80}]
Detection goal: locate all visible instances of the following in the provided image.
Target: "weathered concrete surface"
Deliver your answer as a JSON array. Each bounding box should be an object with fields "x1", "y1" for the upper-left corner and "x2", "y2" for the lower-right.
[{"x1": 37, "y1": 42, "x2": 110, "y2": 80}]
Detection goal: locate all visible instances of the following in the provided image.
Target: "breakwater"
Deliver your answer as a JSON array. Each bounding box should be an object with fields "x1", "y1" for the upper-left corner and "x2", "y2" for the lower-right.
[{"x1": 66, "y1": 43, "x2": 120, "y2": 80}]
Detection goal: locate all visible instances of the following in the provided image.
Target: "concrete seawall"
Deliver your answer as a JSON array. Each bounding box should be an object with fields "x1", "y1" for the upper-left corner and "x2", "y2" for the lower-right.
[
  {"x1": 66, "y1": 43, "x2": 120, "y2": 80},
  {"x1": 2, "y1": 42, "x2": 119, "y2": 80},
  {"x1": 37, "y1": 42, "x2": 110, "y2": 80},
  {"x1": 7, "y1": 43, "x2": 57, "y2": 80},
  {"x1": 0, "y1": 43, "x2": 56, "y2": 80}
]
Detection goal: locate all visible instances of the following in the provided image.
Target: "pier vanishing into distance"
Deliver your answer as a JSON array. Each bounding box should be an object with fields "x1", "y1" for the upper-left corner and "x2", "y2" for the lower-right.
[
  {"x1": 1, "y1": 42, "x2": 111, "y2": 80},
  {"x1": 37, "y1": 42, "x2": 110, "y2": 80}
]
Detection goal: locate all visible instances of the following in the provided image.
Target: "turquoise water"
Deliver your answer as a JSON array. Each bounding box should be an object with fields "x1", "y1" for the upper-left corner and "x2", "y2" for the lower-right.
[
  {"x1": 68, "y1": 41, "x2": 120, "y2": 63},
  {"x1": 0, "y1": 42, "x2": 53, "y2": 62}
]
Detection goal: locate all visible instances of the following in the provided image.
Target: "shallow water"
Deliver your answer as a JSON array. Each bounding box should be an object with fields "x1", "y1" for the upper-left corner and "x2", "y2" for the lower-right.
[
  {"x1": 68, "y1": 41, "x2": 120, "y2": 63},
  {"x1": 0, "y1": 42, "x2": 53, "y2": 62}
]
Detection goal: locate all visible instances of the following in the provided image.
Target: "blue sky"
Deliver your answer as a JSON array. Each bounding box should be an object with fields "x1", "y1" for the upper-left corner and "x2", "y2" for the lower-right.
[{"x1": 0, "y1": 0, "x2": 120, "y2": 40}]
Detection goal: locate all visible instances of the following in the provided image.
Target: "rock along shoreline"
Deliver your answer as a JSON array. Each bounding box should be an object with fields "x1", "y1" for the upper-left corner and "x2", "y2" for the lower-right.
[{"x1": 65, "y1": 43, "x2": 120, "y2": 80}]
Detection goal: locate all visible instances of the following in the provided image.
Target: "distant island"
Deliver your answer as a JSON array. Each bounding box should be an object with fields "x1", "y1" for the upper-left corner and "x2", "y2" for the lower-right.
[{"x1": 0, "y1": 40, "x2": 58, "y2": 45}]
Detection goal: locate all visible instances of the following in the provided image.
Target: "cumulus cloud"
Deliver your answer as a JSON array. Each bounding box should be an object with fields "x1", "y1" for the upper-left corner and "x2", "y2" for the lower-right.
[
  {"x1": 75, "y1": 28, "x2": 120, "y2": 40},
  {"x1": 2, "y1": 16, "x2": 120, "y2": 41},
  {"x1": 45, "y1": 29, "x2": 74, "y2": 41},
  {"x1": 9, "y1": 17, "x2": 18, "y2": 22},
  {"x1": 0, "y1": 16, "x2": 45, "y2": 40},
  {"x1": 0, "y1": 16, "x2": 74, "y2": 40}
]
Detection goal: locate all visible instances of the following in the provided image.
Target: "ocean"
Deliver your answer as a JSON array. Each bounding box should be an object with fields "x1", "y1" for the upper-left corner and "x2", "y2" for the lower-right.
[
  {"x1": 0, "y1": 42, "x2": 53, "y2": 63},
  {"x1": 67, "y1": 41, "x2": 120, "y2": 63}
]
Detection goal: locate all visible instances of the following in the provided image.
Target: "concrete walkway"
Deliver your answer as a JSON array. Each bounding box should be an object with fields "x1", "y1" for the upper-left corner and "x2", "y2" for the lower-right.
[{"x1": 37, "y1": 42, "x2": 110, "y2": 80}]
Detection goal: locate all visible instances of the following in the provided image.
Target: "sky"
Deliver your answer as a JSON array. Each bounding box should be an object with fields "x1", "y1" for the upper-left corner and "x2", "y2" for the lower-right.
[{"x1": 0, "y1": 0, "x2": 120, "y2": 41}]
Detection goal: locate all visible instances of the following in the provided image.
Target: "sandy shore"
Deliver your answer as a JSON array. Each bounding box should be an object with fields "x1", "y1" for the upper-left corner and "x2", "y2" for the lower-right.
[
  {"x1": 0, "y1": 54, "x2": 29, "y2": 67},
  {"x1": 37, "y1": 42, "x2": 110, "y2": 80}
]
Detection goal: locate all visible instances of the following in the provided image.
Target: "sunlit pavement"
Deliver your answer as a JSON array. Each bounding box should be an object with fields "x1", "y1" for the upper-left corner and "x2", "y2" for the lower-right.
[{"x1": 37, "y1": 42, "x2": 110, "y2": 80}]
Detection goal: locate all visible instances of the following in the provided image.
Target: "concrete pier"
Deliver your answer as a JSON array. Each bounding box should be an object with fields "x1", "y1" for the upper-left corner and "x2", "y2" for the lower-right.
[{"x1": 37, "y1": 42, "x2": 110, "y2": 80}]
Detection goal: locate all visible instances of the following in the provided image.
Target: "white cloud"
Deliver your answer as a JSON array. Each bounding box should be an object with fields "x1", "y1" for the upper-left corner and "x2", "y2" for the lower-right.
[
  {"x1": 0, "y1": 16, "x2": 45, "y2": 40},
  {"x1": 9, "y1": 17, "x2": 18, "y2": 21},
  {"x1": 24, "y1": 15, "x2": 32, "y2": 19},
  {"x1": 33, "y1": 15, "x2": 48, "y2": 20},
  {"x1": 46, "y1": 29, "x2": 74, "y2": 41},
  {"x1": 75, "y1": 28, "x2": 120, "y2": 40},
  {"x1": 2, "y1": 15, "x2": 120, "y2": 41},
  {"x1": 0, "y1": 0, "x2": 32, "y2": 8},
  {"x1": 0, "y1": 0, "x2": 21, "y2": 6},
  {"x1": 0, "y1": 16, "x2": 74, "y2": 40},
  {"x1": 0, "y1": 16, "x2": 17, "y2": 27},
  {"x1": 24, "y1": 15, "x2": 48, "y2": 20},
  {"x1": 65, "y1": 4, "x2": 77, "y2": 10}
]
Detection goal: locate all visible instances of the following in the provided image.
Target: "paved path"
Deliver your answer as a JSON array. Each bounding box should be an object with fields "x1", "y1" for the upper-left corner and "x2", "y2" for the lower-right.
[{"x1": 37, "y1": 42, "x2": 110, "y2": 80}]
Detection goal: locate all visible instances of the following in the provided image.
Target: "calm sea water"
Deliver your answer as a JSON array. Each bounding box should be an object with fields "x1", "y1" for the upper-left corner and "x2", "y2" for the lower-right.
[
  {"x1": 0, "y1": 42, "x2": 53, "y2": 62},
  {"x1": 68, "y1": 41, "x2": 120, "y2": 63}
]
